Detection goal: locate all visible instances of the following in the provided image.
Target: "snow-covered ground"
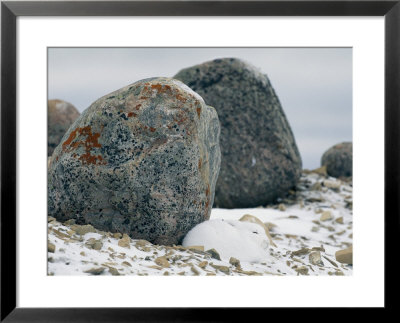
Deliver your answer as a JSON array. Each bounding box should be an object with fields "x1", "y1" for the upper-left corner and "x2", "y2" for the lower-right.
[{"x1": 48, "y1": 170, "x2": 353, "y2": 276}]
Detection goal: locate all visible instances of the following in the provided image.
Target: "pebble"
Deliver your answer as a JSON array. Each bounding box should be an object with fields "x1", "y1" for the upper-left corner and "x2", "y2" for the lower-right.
[
  {"x1": 135, "y1": 240, "x2": 151, "y2": 247},
  {"x1": 323, "y1": 256, "x2": 338, "y2": 268},
  {"x1": 191, "y1": 266, "x2": 200, "y2": 275},
  {"x1": 48, "y1": 242, "x2": 56, "y2": 253},
  {"x1": 64, "y1": 219, "x2": 76, "y2": 226},
  {"x1": 122, "y1": 261, "x2": 132, "y2": 267},
  {"x1": 335, "y1": 246, "x2": 353, "y2": 264},
  {"x1": 335, "y1": 217, "x2": 344, "y2": 224},
  {"x1": 311, "y1": 166, "x2": 327, "y2": 176},
  {"x1": 210, "y1": 264, "x2": 230, "y2": 274},
  {"x1": 309, "y1": 251, "x2": 323, "y2": 266},
  {"x1": 85, "y1": 238, "x2": 103, "y2": 250},
  {"x1": 84, "y1": 267, "x2": 105, "y2": 275},
  {"x1": 108, "y1": 267, "x2": 120, "y2": 276},
  {"x1": 206, "y1": 248, "x2": 221, "y2": 261},
  {"x1": 278, "y1": 204, "x2": 286, "y2": 211},
  {"x1": 113, "y1": 233, "x2": 122, "y2": 239},
  {"x1": 118, "y1": 234, "x2": 131, "y2": 249},
  {"x1": 229, "y1": 257, "x2": 241, "y2": 269},
  {"x1": 198, "y1": 261, "x2": 208, "y2": 269},
  {"x1": 323, "y1": 180, "x2": 341, "y2": 191},
  {"x1": 291, "y1": 248, "x2": 310, "y2": 256},
  {"x1": 320, "y1": 211, "x2": 333, "y2": 221},
  {"x1": 295, "y1": 266, "x2": 309, "y2": 275},
  {"x1": 155, "y1": 256, "x2": 170, "y2": 268},
  {"x1": 72, "y1": 224, "x2": 96, "y2": 236}
]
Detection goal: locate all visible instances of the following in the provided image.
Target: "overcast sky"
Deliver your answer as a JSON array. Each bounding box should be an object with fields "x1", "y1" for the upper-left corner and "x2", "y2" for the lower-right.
[{"x1": 48, "y1": 47, "x2": 352, "y2": 169}]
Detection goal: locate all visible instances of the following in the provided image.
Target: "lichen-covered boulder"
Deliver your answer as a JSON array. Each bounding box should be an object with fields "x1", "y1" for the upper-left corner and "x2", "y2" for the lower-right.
[
  {"x1": 174, "y1": 58, "x2": 302, "y2": 208},
  {"x1": 321, "y1": 142, "x2": 352, "y2": 178},
  {"x1": 48, "y1": 77, "x2": 221, "y2": 245},
  {"x1": 48, "y1": 99, "x2": 80, "y2": 156}
]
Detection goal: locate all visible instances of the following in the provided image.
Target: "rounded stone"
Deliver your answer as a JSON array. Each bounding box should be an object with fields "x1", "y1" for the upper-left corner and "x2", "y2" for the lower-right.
[
  {"x1": 48, "y1": 99, "x2": 80, "y2": 156},
  {"x1": 48, "y1": 77, "x2": 221, "y2": 245},
  {"x1": 174, "y1": 58, "x2": 302, "y2": 208},
  {"x1": 321, "y1": 142, "x2": 352, "y2": 178}
]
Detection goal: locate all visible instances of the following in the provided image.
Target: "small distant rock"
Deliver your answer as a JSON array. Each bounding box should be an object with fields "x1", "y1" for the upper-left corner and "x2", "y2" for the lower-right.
[
  {"x1": 206, "y1": 248, "x2": 221, "y2": 261},
  {"x1": 335, "y1": 246, "x2": 353, "y2": 265},
  {"x1": 48, "y1": 99, "x2": 80, "y2": 156},
  {"x1": 321, "y1": 142, "x2": 352, "y2": 178},
  {"x1": 320, "y1": 211, "x2": 333, "y2": 222},
  {"x1": 278, "y1": 204, "x2": 286, "y2": 211}
]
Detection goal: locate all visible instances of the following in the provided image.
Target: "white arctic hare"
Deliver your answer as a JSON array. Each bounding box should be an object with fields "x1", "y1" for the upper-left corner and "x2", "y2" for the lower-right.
[
  {"x1": 182, "y1": 219, "x2": 270, "y2": 263},
  {"x1": 239, "y1": 214, "x2": 277, "y2": 247}
]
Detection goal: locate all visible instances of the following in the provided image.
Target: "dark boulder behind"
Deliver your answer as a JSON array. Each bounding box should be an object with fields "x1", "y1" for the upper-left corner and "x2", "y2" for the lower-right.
[
  {"x1": 321, "y1": 142, "x2": 352, "y2": 178},
  {"x1": 175, "y1": 58, "x2": 302, "y2": 208}
]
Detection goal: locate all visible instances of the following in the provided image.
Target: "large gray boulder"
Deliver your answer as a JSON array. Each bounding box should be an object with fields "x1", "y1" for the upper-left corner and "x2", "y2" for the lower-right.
[
  {"x1": 321, "y1": 142, "x2": 352, "y2": 178},
  {"x1": 48, "y1": 99, "x2": 80, "y2": 156},
  {"x1": 174, "y1": 58, "x2": 302, "y2": 208},
  {"x1": 48, "y1": 77, "x2": 221, "y2": 245}
]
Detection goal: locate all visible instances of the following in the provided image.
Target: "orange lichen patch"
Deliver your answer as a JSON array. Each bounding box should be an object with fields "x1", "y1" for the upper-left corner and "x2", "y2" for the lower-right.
[
  {"x1": 139, "y1": 96, "x2": 148, "y2": 100},
  {"x1": 62, "y1": 128, "x2": 79, "y2": 149},
  {"x1": 79, "y1": 152, "x2": 105, "y2": 166},
  {"x1": 150, "y1": 83, "x2": 172, "y2": 94},
  {"x1": 205, "y1": 184, "x2": 210, "y2": 196},
  {"x1": 198, "y1": 158, "x2": 202, "y2": 170},
  {"x1": 135, "y1": 104, "x2": 142, "y2": 110},
  {"x1": 176, "y1": 93, "x2": 187, "y2": 103},
  {"x1": 149, "y1": 127, "x2": 156, "y2": 133},
  {"x1": 127, "y1": 112, "x2": 137, "y2": 118},
  {"x1": 196, "y1": 107, "x2": 201, "y2": 118},
  {"x1": 62, "y1": 126, "x2": 106, "y2": 166}
]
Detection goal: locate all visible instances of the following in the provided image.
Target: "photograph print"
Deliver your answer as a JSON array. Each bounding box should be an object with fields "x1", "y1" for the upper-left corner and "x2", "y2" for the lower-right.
[{"x1": 47, "y1": 48, "x2": 353, "y2": 276}]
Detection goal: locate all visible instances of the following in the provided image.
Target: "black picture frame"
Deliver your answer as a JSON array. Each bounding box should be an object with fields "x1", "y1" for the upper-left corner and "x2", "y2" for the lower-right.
[{"x1": 1, "y1": 0, "x2": 398, "y2": 321}]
